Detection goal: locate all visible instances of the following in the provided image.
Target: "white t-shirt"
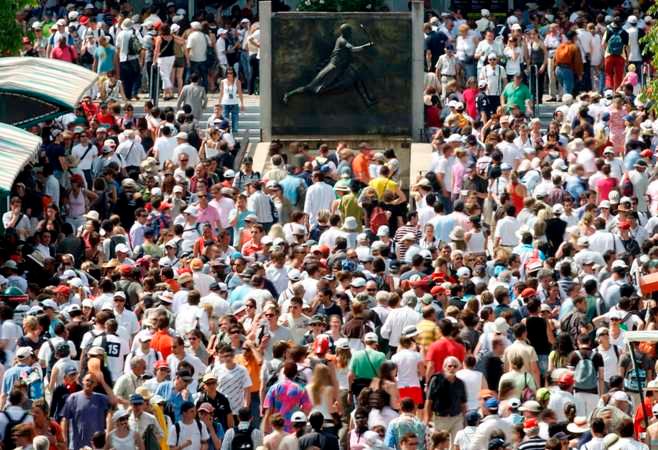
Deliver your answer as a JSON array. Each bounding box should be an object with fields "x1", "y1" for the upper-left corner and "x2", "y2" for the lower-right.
[
  {"x1": 168, "y1": 420, "x2": 209, "y2": 449},
  {"x1": 154, "y1": 136, "x2": 177, "y2": 169},
  {"x1": 186, "y1": 31, "x2": 208, "y2": 63},
  {"x1": 90, "y1": 333, "x2": 129, "y2": 381},
  {"x1": 391, "y1": 349, "x2": 422, "y2": 388},
  {"x1": 456, "y1": 368, "x2": 483, "y2": 410},
  {"x1": 1, "y1": 321, "x2": 23, "y2": 359},
  {"x1": 595, "y1": 344, "x2": 620, "y2": 383},
  {"x1": 72, "y1": 143, "x2": 98, "y2": 170},
  {"x1": 116, "y1": 29, "x2": 138, "y2": 62}
]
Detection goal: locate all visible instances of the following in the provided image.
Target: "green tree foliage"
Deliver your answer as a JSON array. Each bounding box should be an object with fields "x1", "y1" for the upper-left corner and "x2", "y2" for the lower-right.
[
  {"x1": 640, "y1": 3, "x2": 658, "y2": 108},
  {"x1": 1, "y1": 0, "x2": 38, "y2": 56}
]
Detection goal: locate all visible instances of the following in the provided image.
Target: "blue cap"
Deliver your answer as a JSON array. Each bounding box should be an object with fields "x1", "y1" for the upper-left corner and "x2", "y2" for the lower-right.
[
  {"x1": 501, "y1": 163, "x2": 512, "y2": 171},
  {"x1": 485, "y1": 398, "x2": 499, "y2": 410},
  {"x1": 465, "y1": 410, "x2": 481, "y2": 425},
  {"x1": 623, "y1": 114, "x2": 635, "y2": 122},
  {"x1": 219, "y1": 120, "x2": 230, "y2": 129},
  {"x1": 130, "y1": 394, "x2": 145, "y2": 404},
  {"x1": 601, "y1": 112, "x2": 610, "y2": 121}
]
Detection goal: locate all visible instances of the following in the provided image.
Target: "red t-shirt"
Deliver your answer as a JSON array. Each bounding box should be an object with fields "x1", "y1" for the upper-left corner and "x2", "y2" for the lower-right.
[
  {"x1": 426, "y1": 337, "x2": 466, "y2": 375},
  {"x1": 463, "y1": 87, "x2": 479, "y2": 119},
  {"x1": 596, "y1": 177, "x2": 618, "y2": 201}
]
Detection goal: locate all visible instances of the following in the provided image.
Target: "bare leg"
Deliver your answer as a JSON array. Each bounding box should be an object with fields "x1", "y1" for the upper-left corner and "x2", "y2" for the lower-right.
[{"x1": 283, "y1": 86, "x2": 307, "y2": 104}]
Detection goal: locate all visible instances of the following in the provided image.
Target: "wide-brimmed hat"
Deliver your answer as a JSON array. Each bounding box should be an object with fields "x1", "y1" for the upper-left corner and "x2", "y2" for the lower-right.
[{"x1": 449, "y1": 226, "x2": 465, "y2": 241}]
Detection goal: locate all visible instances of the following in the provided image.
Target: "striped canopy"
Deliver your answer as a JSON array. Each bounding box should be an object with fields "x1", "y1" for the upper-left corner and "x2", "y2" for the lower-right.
[
  {"x1": 0, "y1": 123, "x2": 41, "y2": 192},
  {"x1": 0, "y1": 57, "x2": 97, "y2": 111}
]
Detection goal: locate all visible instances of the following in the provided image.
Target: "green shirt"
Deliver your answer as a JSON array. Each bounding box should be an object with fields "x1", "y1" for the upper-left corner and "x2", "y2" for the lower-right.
[
  {"x1": 349, "y1": 347, "x2": 386, "y2": 379},
  {"x1": 502, "y1": 82, "x2": 533, "y2": 113}
]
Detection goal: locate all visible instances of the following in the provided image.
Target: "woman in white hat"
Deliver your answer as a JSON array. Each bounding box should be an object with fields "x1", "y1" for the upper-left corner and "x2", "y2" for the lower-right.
[{"x1": 108, "y1": 409, "x2": 144, "y2": 450}]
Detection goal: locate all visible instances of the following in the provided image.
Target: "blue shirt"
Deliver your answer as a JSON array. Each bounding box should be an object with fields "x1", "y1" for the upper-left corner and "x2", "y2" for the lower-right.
[
  {"x1": 2, "y1": 364, "x2": 37, "y2": 396},
  {"x1": 94, "y1": 45, "x2": 116, "y2": 74},
  {"x1": 155, "y1": 381, "x2": 185, "y2": 422},
  {"x1": 279, "y1": 175, "x2": 304, "y2": 206},
  {"x1": 61, "y1": 391, "x2": 110, "y2": 450}
]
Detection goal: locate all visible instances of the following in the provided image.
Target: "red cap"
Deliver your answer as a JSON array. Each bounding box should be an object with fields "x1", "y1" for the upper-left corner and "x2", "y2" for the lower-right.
[
  {"x1": 641, "y1": 149, "x2": 653, "y2": 158},
  {"x1": 559, "y1": 372, "x2": 575, "y2": 386},
  {"x1": 412, "y1": 278, "x2": 430, "y2": 290},
  {"x1": 619, "y1": 221, "x2": 632, "y2": 230},
  {"x1": 523, "y1": 418, "x2": 538, "y2": 429},
  {"x1": 79, "y1": 16, "x2": 89, "y2": 25},
  {"x1": 119, "y1": 264, "x2": 133, "y2": 275},
  {"x1": 521, "y1": 288, "x2": 537, "y2": 298},
  {"x1": 431, "y1": 285, "x2": 446, "y2": 296},
  {"x1": 53, "y1": 285, "x2": 71, "y2": 296},
  {"x1": 155, "y1": 360, "x2": 169, "y2": 370},
  {"x1": 159, "y1": 202, "x2": 171, "y2": 211},
  {"x1": 313, "y1": 335, "x2": 330, "y2": 354},
  {"x1": 431, "y1": 272, "x2": 446, "y2": 282},
  {"x1": 318, "y1": 245, "x2": 330, "y2": 258}
]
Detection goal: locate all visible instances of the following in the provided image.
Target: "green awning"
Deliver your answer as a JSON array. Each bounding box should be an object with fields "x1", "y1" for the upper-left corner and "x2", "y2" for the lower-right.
[{"x1": 0, "y1": 123, "x2": 42, "y2": 192}]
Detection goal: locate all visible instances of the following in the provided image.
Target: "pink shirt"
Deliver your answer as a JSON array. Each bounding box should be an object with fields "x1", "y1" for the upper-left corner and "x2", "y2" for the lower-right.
[{"x1": 196, "y1": 205, "x2": 221, "y2": 230}]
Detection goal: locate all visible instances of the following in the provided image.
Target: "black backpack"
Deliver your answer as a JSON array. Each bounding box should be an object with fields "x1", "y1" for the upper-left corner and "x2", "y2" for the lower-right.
[
  {"x1": 231, "y1": 425, "x2": 254, "y2": 450},
  {"x1": 2, "y1": 411, "x2": 29, "y2": 450}
]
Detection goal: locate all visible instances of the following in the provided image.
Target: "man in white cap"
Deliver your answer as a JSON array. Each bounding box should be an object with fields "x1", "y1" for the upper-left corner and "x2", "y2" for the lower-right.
[
  {"x1": 348, "y1": 332, "x2": 386, "y2": 397},
  {"x1": 186, "y1": 21, "x2": 208, "y2": 88},
  {"x1": 172, "y1": 131, "x2": 200, "y2": 167},
  {"x1": 115, "y1": 18, "x2": 142, "y2": 100},
  {"x1": 475, "y1": 9, "x2": 493, "y2": 33},
  {"x1": 478, "y1": 51, "x2": 506, "y2": 112},
  {"x1": 625, "y1": 15, "x2": 644, "y2": 83},
  {"x1": 381, "y1": 292, "x2": 421, "y2": 353}
]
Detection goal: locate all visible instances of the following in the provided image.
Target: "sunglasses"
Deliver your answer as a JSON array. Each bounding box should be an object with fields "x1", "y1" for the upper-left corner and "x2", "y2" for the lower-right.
[{"x1": 264, "y1": 313, "x2": 275, "y2": 318}]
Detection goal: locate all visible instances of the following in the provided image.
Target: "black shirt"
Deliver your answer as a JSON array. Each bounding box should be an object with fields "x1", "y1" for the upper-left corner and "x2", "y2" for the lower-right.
[
  {"x1": 196, "y1": 391, "x2": 232, "y2": 431},
  {"x1": 428, "y1": 373, "x2": 467, "y2": 417},
  {"x1": 476, "y1": 352, "x2": 504, "y2": 390},
  {"x1": 424, "y1": 30, "x2": 449, "y2": 69},
  {"x1": 299, "y1": 430, "x2": 340, "y2": 450},
  {"x1": 526, "y1": 316, "x2": 552, "y2": 355}
]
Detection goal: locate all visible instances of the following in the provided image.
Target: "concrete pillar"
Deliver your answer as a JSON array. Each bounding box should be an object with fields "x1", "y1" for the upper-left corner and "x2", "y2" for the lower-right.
[
  {"x1": 411, "y1": 0, "x2": 424, "y2": 141},
  {"x1": 260, "y1": 1, "x2": 272, "y2": 142}
]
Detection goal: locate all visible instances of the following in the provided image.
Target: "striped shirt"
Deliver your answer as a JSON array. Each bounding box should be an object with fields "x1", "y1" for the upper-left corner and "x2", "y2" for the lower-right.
[
  {"x1": 211, "y1": 363, "x2": 253, "y2": 413},
  {"x1": 518, "y1": 436, "x2": 547, "y2": 450}
]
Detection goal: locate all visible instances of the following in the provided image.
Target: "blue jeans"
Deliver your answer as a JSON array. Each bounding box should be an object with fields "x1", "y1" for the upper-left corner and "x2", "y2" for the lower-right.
[
  {"x1": 223, "y1": 104, "x2": 240, "y2": 133},
  {"x1": 556, "y1": 65, "x2": 574, "y2": 95},
  {"x1": 249, "y1": 391, "x2": 261, "y2": 428},
  {"x1": 240, "y1": 51, "x2": 251, "y2": 87}
]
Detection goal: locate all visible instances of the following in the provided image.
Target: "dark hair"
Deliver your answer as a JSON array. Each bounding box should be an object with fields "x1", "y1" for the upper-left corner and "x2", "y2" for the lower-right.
[{"x1": 283, "y1": 361, "x2": 298, "y2": 379}]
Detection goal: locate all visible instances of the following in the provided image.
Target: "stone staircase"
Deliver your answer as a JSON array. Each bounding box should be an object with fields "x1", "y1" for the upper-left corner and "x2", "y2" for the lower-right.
[
  {"x1": 132, "y1": 99, "x2": 261, "y2": 169},
  {"x1": 535, "y1": 101, "x2": 558, "y2": 129}
]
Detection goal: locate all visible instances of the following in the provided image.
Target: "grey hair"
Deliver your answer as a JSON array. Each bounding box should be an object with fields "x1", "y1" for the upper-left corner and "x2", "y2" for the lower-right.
[
  {"x1": 33, "y1": 436, "x2": 50, "y2": 450},
  {"x1": 130, "y1": 356, "x2": 146, "y2": 369},
  {"x1": 443, "y1": 356, "x2": 461, "y2": 371}
]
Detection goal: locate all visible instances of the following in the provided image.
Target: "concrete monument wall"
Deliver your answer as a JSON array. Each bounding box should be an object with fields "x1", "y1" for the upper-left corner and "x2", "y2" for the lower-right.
[{"x1": 269, "y1": 12, "x2": 413, "y2": 137}]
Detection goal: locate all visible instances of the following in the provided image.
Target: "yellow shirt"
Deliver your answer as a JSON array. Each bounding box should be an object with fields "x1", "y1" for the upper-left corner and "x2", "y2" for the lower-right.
[
  {"x1": 369, "y1": 177, "x2": 398, "y2": 199},
  {"x1": 416, "y1": 319, "x2": 441, "y2": 351}
]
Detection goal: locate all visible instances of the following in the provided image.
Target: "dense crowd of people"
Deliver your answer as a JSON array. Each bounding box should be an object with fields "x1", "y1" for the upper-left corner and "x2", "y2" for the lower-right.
[{"x1": 3, "y1": 1, "x2": 658, "y2": 450}]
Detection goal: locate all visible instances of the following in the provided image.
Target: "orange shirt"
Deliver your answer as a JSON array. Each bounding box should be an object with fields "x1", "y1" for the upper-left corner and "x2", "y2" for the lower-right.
[
  {"x1": 150, "y1": 329, "x2": 174, "y2": 359},
  {"x1": 236, "y1": 353, "x2": 261, "y2": 393},
  {"x1": 352, "y1": 153, "x2": 372, "y2": 184}
]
